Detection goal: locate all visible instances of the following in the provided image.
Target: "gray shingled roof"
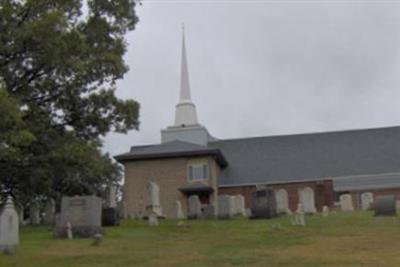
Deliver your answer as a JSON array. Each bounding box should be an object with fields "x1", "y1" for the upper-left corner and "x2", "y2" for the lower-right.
[
  {"x1": 115, "y1": 126, "x2": 400, "y2": 188},
  {"x1": 114, "y1": 140, "x2": 228, "y2": 167},
  {"x1": 209, "y1": 126, "x2": 400, "y2": 187},
  {"x1": 333, "y1": 173, "x2": 400, "y2": 191}
]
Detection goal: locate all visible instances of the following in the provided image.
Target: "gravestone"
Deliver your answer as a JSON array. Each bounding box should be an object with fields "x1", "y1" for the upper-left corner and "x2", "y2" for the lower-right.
[
  {"x1": 361, "y1": 192, "x2": 374, "y2": 210},
  {"x1": 374, "y1": 195, "x2": 396, "y2": 216},
  {"x1": 102, "y1": 208, "x2": 120, "y2": 226},
  {"x1": 293, "y1": 203, "x2": 305, "y2": 226},
  {"x1": 233, "y1": 195, "x2": 246, "y2": 216},
  {"x1": 218, "y1": 195, "x2": 235, "y2": 219},
  {"x1": 54, "y1": 196, "x2": 102, "y2": 238},
  {"x1": 17, "y1": 204, "x2": 24, "y2": 226},
  {"x1": 44, "y1": 199, "x2": 56, "y2": 225},
  {"x1": 298, "y1": 187, "x2": 316, "y2": 213},
  {"x1": 245, "y1": 208, "x2": 252, "y2": 217},
  {"x1": 322, "y1": 205, "x2": 329, "y2": 217},
  {"x1": 29, "y1": 201, "x2": 41, "y2": 225},
  {"x1": 106, "y1": 184, "x2": 117, "y2": 208},
  {"x1": 187, "y1": 195, "x2": 201, "y2": 219},
  {"x1": 202, "y1": 205, "x2": 215, "y2": 219},
  {"x1": 275, "y1": 189, "x2": 289, "y2": 214},
  {"x1": 0, "y1": 196, "x2": 19, "y2": 253},
  {"x1": 147, "y1": 182, "x2": 162, "y2": 216},
  {"x1": 117, "y1": 201, "x2": 127, "y2": 219},
  {"x1": 340, "y1": 194, "x2": 354, "y2": 211},
  {"x1": 148, "y1": 212, "x2": 159, "y2": 226},
  {"x1": 174, "y1": 200, "x2": 185, "y2": 219},
  {"x1": 396, "y1": 200, "x2": 400, "y2": 210},
  {"x1": 250, "y1": 189, "x2": 277, "y2": 219}
]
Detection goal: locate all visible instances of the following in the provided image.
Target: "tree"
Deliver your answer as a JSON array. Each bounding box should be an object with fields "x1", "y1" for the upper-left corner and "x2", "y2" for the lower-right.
[{"x1": 0, "y1": 0, "x2": 140, "y2": 203}]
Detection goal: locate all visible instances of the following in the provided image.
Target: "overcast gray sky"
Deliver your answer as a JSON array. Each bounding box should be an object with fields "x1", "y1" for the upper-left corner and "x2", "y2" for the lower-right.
[{"x1": 103, "y1": 1, "x2": 400, "y2": 156}]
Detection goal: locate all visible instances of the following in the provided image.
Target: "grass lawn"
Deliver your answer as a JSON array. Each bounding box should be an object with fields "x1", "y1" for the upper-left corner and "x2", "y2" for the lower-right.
[{"x1": 1, "y1": 211, "x2": 400, "y2": 267}]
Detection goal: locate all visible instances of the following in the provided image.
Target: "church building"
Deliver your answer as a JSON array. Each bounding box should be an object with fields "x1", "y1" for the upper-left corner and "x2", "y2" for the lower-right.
[{"x1": 115, "y1": 33, "x2": 400, "y2": 218}]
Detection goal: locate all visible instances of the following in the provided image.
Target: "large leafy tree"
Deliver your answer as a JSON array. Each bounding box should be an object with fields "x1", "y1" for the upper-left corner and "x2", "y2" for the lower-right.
[{"x1": 0, "y1": 0, "x2": 140, "y2": 204}]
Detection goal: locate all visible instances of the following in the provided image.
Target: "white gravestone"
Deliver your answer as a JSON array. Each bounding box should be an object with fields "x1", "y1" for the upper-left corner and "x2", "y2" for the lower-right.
[
  {"x1": 298, "y1": 187, "x2": 316, "y2": 213},
  {"x1": 29, "y1": 201, "x2": 41, "y2": 225},
  {"x1": 322, "y1": 205, "x2": 329, "y2": 217},
  {"x1": 0, "y1": 196, "x2": 19, "y2": 252},
  {"x1": 361, "y1": 192, "x2": 374, "y2": 210},
  {"x1": 275, "y1": 189, "x2": 289, "y2": 214},
  {"x1": 44, "y1": 199, "x2": 56, "y2": 225},
  {"x1": 293, "y1": 203, "x2": 305, "y2": 226},
  {"x1": 233, "y1": 195, "x2": 246, "y2": 216},
  {"x1": 175, "y1": 200, "x2": 185, "y2": 219},
  {"x1": 147, "y1": 182, "x2": 162, "y2": 216},
  {"x1": 340, "y1": 194, "x2": 354, "y2": 211},
  {"x1": 188, "y1": 195, "x2": 202, "y2": 219},
  {"x1": 218, "y1": 195, "x2": 235, "y2": 219}
]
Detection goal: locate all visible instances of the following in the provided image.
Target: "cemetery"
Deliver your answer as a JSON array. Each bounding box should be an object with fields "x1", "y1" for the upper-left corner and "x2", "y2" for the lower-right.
[
  {"x1": 2, "y1": 1, "x2": 400, "y2": 267},
  {"x1": 1, "y1": 208, "x2": 400, "y2": 267}
]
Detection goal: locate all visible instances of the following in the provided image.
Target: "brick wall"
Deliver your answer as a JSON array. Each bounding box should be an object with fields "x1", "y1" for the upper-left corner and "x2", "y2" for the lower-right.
[
  {"x1": 347, "y1": 187, "x2": 400, "y2": 209},
  {"x1": 122, "y1": 156, "x2": 220, "y2": 218},
  {"x1": 219, "y1": 180, "x2": 334, "y2": 212}
]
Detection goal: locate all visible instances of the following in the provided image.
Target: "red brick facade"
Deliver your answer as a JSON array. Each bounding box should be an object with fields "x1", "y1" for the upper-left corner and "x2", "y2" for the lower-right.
[
  {"x1": 219, "y1": 180, "x2": 334, "y2": 212},
  {"x1": 344, "y1": 187, "x2": 400, "y2": 209}
]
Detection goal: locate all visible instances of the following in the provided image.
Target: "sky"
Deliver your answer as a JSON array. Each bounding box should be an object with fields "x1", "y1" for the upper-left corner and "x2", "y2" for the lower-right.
[{"x1": 103, "y1": 0, "x2": 400, "y2": 156}]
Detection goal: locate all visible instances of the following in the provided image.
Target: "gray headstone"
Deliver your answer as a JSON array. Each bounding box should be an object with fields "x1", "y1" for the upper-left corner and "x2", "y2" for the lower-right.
[
  {"x1": 29, "y1": 201, "x2": 41, "y2": 225},
  {"x1": 174, "y1": 200, "x2": 185, "y2": 219},
  {"x1": 340, "y1": 194, "x2": 354, "y2": 212},
  {"x1": 250, "y1": 189, "x2": 277, "y2": 219},
  {"x1": 17, "y1": 204, "x2": 24, "y2": 226},
  {"x1": 245, "y1": 208, "x2": 252, "y2": 217},
  {"x1": 147, "y1": 182, "x2": 162, "y2": 216},
  {"x1": 187, "y1": 195, "x2": 201, "y2": 219},
  {"x1": 106, "y1": 184, "x2": 117, "y2": 208},
  {"x1": 275, "y1": 189, "x2": 289, "y2": 214},
  {"x1": 0, "y1": 196, "x2": 19, "y2": 252},
  {"x1": 43, "y1": 199, "x2": 56, "y2": 225},
  {"x1": 361, "y1": 192, "x2": 374, "y2": 210},
  {"x1": 54, "y1": 196, "x2": 102, "y2": 238},
  {"x1": 298, "y1": 187, "x2": 316, "y2": 213},
  {"x1": 202, "y1": 205, "x2": 215, "y2": 219},
  {"x1": 218, "y1": 195, "x2": 235, "y2": 219},
  {"x1": 374, "y1": 195, "x2": 396, "y2": 216},
  {"x1": 117, "y1": 201, "x2": 127, "y2": 219}
]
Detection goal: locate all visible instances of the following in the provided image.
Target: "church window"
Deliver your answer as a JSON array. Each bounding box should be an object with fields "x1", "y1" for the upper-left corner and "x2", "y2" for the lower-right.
[{"x1": 188, "y1": 164, "x2": 209, "y2": 181}]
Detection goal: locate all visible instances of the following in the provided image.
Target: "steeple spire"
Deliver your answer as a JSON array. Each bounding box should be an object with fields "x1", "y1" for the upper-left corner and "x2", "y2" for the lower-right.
[{"x1": 174, "y1": 25, "x2": 199, "y2": 127}]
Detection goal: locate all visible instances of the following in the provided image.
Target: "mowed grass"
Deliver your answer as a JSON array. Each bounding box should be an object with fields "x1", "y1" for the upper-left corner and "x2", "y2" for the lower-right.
[{"x1": 2, "y1": 211, "x2": 400, "y2": 267}]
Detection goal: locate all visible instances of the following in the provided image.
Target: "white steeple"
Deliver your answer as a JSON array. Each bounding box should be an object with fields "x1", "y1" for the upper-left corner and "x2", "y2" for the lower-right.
[{"x1": 174, "y1": 25, "x2": 199, "y2": 127}]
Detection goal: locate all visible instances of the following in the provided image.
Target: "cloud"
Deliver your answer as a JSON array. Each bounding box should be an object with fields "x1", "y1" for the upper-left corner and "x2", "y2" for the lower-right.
[{"x1": 103, "y1": 1, "x2": 400, "y2": 155}]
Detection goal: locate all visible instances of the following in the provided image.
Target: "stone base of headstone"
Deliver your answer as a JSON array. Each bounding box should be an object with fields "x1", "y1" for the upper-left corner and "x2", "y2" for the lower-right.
[{"x1": 148, "y1": 213, "x2": 159, "y2": 226}]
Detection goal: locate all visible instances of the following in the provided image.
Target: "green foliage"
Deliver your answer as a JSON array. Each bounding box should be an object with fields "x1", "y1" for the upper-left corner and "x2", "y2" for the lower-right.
[{"x1": 0, "y1": 0, "x2": 140, "y2": 202}]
